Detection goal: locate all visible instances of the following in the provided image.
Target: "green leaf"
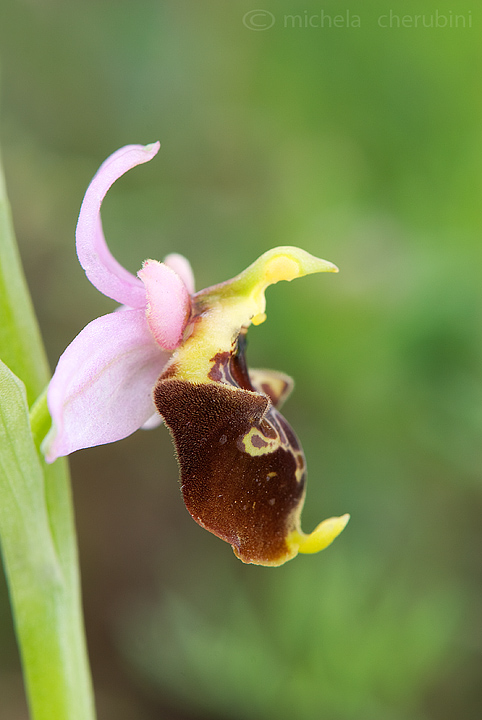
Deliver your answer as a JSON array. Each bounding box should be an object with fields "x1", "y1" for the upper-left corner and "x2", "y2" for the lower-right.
[{"x1": 0, "y1": 360, "x2": 95, "y2": 720}]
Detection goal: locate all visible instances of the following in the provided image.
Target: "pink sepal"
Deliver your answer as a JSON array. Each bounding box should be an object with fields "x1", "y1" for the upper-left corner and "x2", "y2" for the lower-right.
[
  {"x1": 76, "y1": 143, "x2": 160, "y2": 308},
  {"x1": 44, "y1": 307, "x2": 167, "y2": 461}
]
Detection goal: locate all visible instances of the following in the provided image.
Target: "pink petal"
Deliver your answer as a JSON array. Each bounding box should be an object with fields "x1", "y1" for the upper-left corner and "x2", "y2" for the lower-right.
[
  {"x1": 164, "y1": 253, "x2": 195, "y2": 294},
  {"x1": 44, "y1": 308, "x2": 168, "y2": 461},
  {"x1": 76, "y1": 143, "x2": 160, "y2": 308},
  {"x1": 141, "y1": 412, "x2": 163, "y2": 430},
  {"x1": 138, "y1": 260, "x2": 191, "y2": 350}
]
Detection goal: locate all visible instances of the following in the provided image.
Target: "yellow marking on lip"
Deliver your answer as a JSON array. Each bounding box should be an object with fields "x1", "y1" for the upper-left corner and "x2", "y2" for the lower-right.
[
  {"x1": 239, "y1": 427, "x2": 280, "y2": 457},
  {"x1": 294, "y1": 452, "x2": 305, "y2": 483}
]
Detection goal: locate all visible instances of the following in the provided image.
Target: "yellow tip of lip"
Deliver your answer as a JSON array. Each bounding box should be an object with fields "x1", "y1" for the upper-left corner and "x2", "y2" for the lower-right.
[{"x1": 296, "y1": 513, "x2": 350, "y2": 554}]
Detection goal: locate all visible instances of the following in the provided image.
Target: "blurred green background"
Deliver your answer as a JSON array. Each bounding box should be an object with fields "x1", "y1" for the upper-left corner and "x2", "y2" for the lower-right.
[{"x1": 1, "y1": 0, "x2": 481, "y2": 718}]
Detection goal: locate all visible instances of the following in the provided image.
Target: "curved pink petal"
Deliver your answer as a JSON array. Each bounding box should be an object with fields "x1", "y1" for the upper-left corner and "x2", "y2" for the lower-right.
[
  {"x1": 76, "y1": 143, "x2": 160, "y2": 308},
  {"x1": 44, "y1": 308, "x2": 168, "y2": 461},
  {"x1": 138, "y1": 260, "x2": 191, "y2": 350},
  {"x1": 164, "y1": 253, "x2": 195, "y2": 294}
]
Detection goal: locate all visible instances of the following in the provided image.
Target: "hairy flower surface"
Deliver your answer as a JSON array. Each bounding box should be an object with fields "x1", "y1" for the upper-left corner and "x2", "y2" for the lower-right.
[{"x1": 44, "y1": 143, "x2": 348, "y2": 565}]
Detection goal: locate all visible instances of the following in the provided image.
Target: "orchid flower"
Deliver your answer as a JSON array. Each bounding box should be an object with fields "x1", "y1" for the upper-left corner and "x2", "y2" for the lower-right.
[{"x1": 44, "y1": 143, "x2": 349, "y2": 566}]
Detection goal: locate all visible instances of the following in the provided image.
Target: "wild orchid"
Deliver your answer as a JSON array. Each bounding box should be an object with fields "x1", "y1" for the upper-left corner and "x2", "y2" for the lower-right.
[{"x1": 43, "y1": 142, "x2": 349, "y2": 566}]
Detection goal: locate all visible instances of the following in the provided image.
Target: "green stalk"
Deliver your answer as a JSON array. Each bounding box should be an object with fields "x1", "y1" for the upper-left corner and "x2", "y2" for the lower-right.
[
  {"x1": 0, "y1": 143, "x2": 96, "y2": 719},
  {"x1": 0, "y1": 147, "x2": 50, "y2": 405}
]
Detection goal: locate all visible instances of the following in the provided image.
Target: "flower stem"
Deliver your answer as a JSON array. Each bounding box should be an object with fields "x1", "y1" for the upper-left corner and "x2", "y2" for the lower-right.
[
  {"x1": 0, "y1": 143, "x2": 96, "y2": 719},
  {"x1": 29, "y1": 388, "x2": 50, "y2": 450},
  {"x1": 0, "y1": 148, "x2": 50, "y2": 405}
]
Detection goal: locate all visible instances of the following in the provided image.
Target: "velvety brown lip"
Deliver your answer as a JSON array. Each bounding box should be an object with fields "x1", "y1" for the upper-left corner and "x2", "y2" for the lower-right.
[{"x1": 154, "y1": 377, "x2": 306, "y2": 565}]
